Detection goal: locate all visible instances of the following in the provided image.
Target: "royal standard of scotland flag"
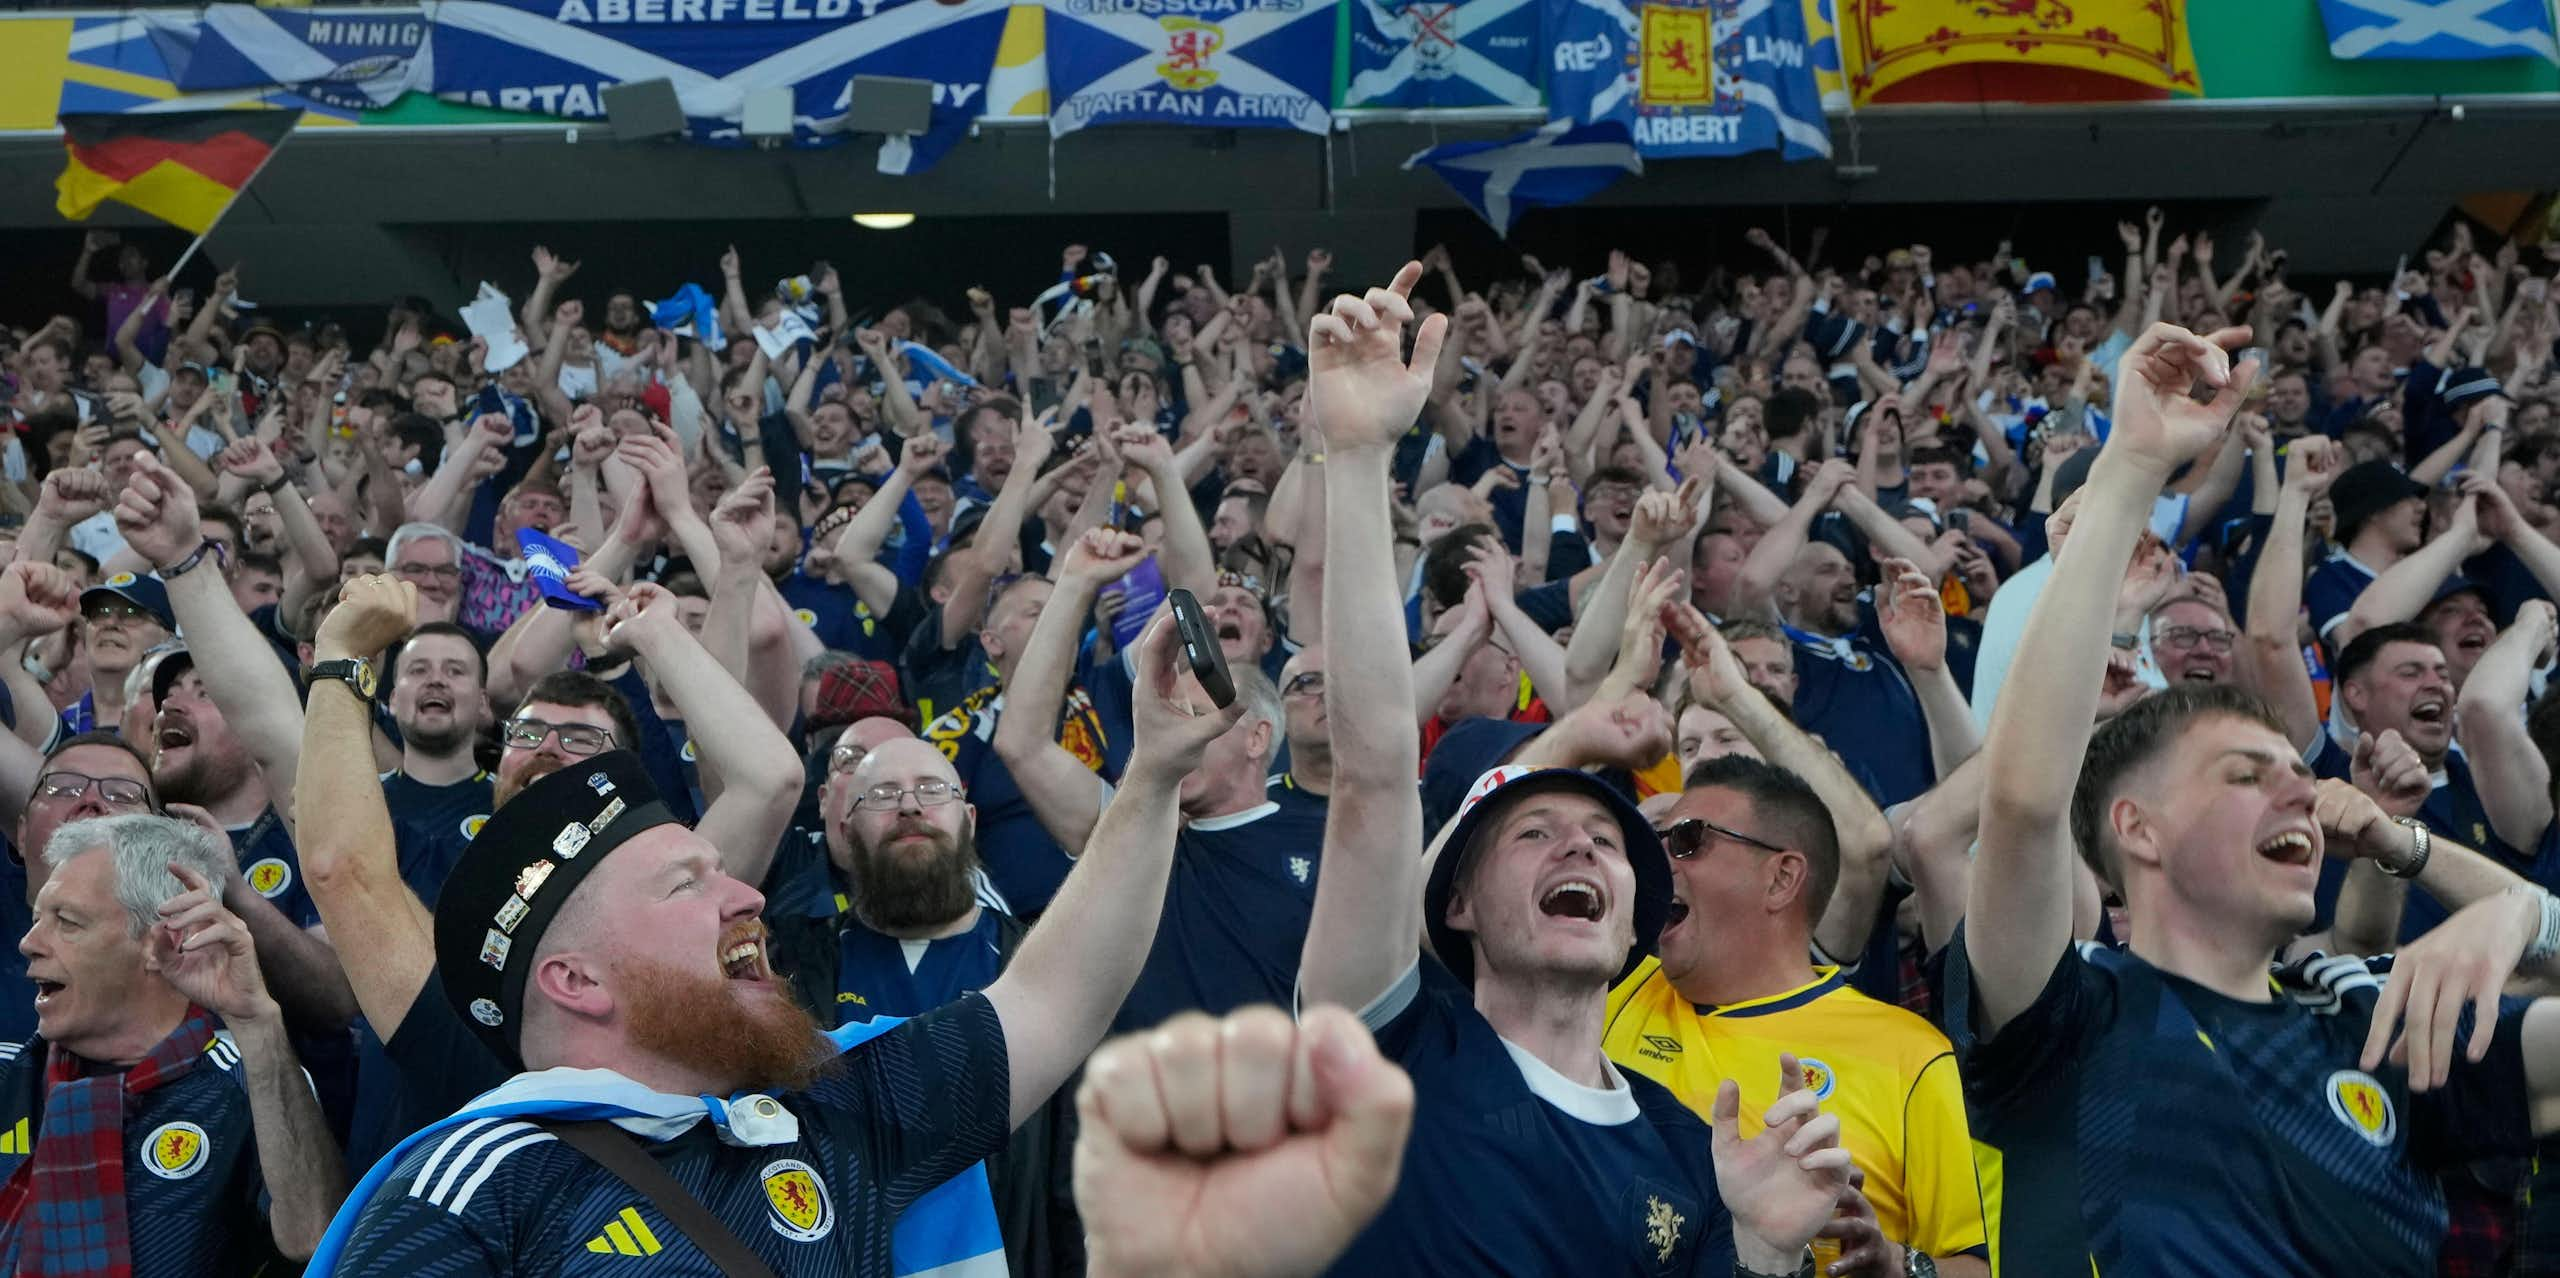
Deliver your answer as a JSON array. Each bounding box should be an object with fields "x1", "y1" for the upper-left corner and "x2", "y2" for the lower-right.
[
  {"x1": 1406, "y1": 118, "x2": 1641, "y2": 237},
  {"x1": 2318, "y1": 0, "x2": 2558, "y2": 61},
  {"x1": 1344, "y1": 0, "x2": 1541, "y2": 109},
  {"x1": 1045, "y1": 0, "x2": 1334, "y2": 136},
  {"x1": 145, "y1": 6, "x2": 429, "y2": 111},
  {"x1": 1547, "y1": 0, "x2": 1829, "y2": 159},
  {"x1": 428, "y1": 0, "x2": 1010, "y2": 159}
]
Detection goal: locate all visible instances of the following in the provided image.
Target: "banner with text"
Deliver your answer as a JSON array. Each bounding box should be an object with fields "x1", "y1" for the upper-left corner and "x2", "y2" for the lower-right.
[
  {"x1": 1546, "y1": 0, "x2": 1827, "y2": 159},
  {"x1": 426, "y1": 0, "x2": 1010, "y2": 160},
  {"x1": 1343, "y1": 0, "x2": 1541, "y2": 109},
  {"x1": 1045, "y1": 0, "x2": 1335, "y2": 136}
]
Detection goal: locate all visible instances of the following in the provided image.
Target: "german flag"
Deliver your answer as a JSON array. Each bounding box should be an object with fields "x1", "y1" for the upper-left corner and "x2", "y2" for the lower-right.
[{"x1": 55, "y1": 110, "x2": 299, "y2": 235}]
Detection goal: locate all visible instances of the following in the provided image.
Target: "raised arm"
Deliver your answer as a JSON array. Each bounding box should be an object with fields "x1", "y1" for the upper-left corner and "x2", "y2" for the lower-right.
[
  {"x1": 1114, "y1": 426, "x2": 1215, "y2": 596},
  {"x1": 1970, "y1": 323, "x2": 2258, "y2": 1036},
  {"x1": 701, "y1": 468, "x2": 799, "y2": 733},
  {"x1": 990, "y1": 529, "x2": 1148, "y2": 853},
  {"x1": 2453, "y1": 600, "x2": 2555, "y2": 851},
  {"x1": 607, "y1": 583, "x2": 799, "y2": 888},
  {"x1": 1735, "y1": 460, "x2": 1854, "y2": 617},
  {"x1": 1563, "y1": 481, "x2": 1703, "y2": 708},
  {"x1": 2338, "y1": 495, "x2": 2487, "y2": 649},
  {"x1": 2240, "y1": 436, "x2": 2336, "y2": 751},
  {"x1": 147, "y1": 863, "x2": 346, "y2": 1259},
  {"x1": 114, "y1": 453, "x2": 306, "y2": 826},
  {"x1": 297, "y1": 575, "x2": 439, "y2": 1037},
  {"x1": 1299, "y1": 263, "x2": 1443, "y2": 1012},
  {"x1": 981, "y1": 609, "x2": 1245, "y2": 1127}
]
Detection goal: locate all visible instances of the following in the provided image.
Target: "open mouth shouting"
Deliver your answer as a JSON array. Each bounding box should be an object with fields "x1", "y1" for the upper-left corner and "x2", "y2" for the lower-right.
[
  {"x1": 1537, "y1": 875, "x2": 1608, "y2": 925},
  {"x1": 2254, "y1": 826, "x2": 2319, "y2": 870},
  {"x1": 720, "y1": 924, "x2": 775, "y2": 986}
]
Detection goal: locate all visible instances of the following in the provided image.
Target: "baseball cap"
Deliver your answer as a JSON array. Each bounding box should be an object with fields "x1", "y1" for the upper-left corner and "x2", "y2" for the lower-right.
[
  {"x1": 2329, "y1": 460, "x2": 2429, "y2": 545},
  {"x1": 2437, "y1": 365, "x2": 2510, "y2": 413},
  {"x1": 435, "y1": 752, "x2": 679, "y2": 1065},
  {"x1": 82, "y1": 571, "x2": 174, "y2": 631},
  {"x1": 2024, "y1": 272, "x2": 2058, "y2": 294},
  {"x1": 1423, "y1": 763, "x2": 1670, "y2": 989}
]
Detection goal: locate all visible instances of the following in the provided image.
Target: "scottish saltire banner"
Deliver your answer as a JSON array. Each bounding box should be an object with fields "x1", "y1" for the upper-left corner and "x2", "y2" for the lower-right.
[
  {"x1": 145, "y1": 6, "x2": 428, "y2": 111},
  {"x1": 428, "y1": 0, "x2": 1011, "y2": 159},
  {"x1": 1798, "y1": 0, "x2": 1848, "y2": 109},
  {"x1": 1844, "y1": 0, "x2": 2199, "y2": 102},
  {"x1": 1044, "y1": 0, "x2": 1335, "y2": 136},
  {"x1": 1546, "y1": 0, "x2": 1829, "y2": 159},
  {"x1": 1406, "y1": 118, "x2": 1640, "y2": 235},
  {"x1": 2319, "y1": 0, "x2": 2558, "y2": 61},
  {"x1": 1344, "y1": 0, "x2": 1540, "y2": 108}
]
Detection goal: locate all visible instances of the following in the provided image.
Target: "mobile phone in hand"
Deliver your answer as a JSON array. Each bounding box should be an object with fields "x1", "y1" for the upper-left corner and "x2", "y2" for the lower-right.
[
  {"x1": 1948, "y1": 509, "x2": 1973, "y2": 535},
  {"x1": 1166, "y1": 588, "x2": 1236, "y2": 709}
]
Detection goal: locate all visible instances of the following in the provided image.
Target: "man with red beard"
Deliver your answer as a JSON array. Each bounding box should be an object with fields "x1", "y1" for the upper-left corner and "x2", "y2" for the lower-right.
[{"x1": 319, "y1": 602, "x2": 1252, "y2": 1277}]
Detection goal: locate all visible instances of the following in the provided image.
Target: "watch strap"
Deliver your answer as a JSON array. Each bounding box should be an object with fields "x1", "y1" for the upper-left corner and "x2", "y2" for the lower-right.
[
  {"x1": 308, "y1": 658, "x2": 374, "y2": 700},
  {"x1": 2384, "y1": 816, "x2": 2431, "y2": 880}
]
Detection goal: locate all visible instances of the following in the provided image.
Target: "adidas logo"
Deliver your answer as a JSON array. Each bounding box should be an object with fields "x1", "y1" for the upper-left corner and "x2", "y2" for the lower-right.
[
  {"x1": 0, "y1": 1117, "x2": 27, "y2": 1156},
  {"x1": 585, "y1": 1207, "x2": 664, "y2": 1257}
]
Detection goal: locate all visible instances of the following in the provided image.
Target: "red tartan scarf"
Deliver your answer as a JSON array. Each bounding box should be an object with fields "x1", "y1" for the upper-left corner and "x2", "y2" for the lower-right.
[{"x1": 0, "y1": 1007, "x2": 218, "y2": 1278}]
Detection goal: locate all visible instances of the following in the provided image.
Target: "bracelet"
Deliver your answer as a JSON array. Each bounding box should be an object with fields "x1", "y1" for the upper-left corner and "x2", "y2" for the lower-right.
[
  {"x1": 1734, "y1": 1249, "x2": 1815, "y2": 1278},
  {"x1": 1528, "y1": 475, "x2": 1552, "y2": 487},
  {"x1": 2383, "y1": 816, "x2": 2431, "y2": 880},
  {"x1": 2519, "y1": 891, "x2": 2560, "y2": 968},
  {"x1": 2110, "y1": 632, "x2": 2139, "y2": 651},
  {"x1": 159, "y1": 539, "x2": 222, "y2": 580}
]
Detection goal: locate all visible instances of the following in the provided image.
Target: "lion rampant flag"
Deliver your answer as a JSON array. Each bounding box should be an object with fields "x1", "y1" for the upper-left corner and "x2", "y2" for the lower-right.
[
  {"x1": 1836, "y1": 0, "x2": 2201, "y2": 106},
  {"x1": 55, "y1": 109, "x2": 298, "y2": 235}
]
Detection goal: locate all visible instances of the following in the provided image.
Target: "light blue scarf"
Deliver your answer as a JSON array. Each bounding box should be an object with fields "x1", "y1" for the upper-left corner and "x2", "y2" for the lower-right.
[{"x1": 306, "y1": 1017, "x2": 1005, "y2": 1276}]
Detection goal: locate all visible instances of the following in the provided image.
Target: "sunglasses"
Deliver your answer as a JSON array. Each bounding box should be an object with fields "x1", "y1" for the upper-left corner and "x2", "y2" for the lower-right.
[{"x1": 1656, "y1": 816, "x2": 1785, "y2": 860}]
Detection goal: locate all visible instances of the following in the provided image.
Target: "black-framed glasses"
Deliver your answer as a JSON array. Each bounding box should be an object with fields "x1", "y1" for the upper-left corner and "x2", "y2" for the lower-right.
[
  {"x1": 501, "y1": 718, "x2": 615, "y2": 755},
  {"x1": 2157, "y1": 626, "x2": 2236, "y2": 653},
  {"x1": 1657, "y1": 816, "x2": 1786, "y2": 860},
  {"x1": 855, "y1": 781, "x2": 963, "y2": 812},
  {"x1": 1282, "y1": 672, "x2": 1325, "y2": 699},
  {"x1": 394, "y1": 562, "x2": 462, "y2": 581},
  {"x1": 36, "y1": 771, "x2": 150, "y2": 809}
]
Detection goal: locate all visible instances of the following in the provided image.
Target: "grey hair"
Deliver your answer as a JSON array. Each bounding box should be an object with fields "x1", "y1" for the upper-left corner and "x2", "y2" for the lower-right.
[
  {"x1": 45, "y1": 813, "x2": 234, "y2": 937},
  {"x1": 1230, "y1": 666, "x2": 1284, "y2": 767},
  {"x1": 386, "y1": 521, "x2": 465, "y2": 569}
]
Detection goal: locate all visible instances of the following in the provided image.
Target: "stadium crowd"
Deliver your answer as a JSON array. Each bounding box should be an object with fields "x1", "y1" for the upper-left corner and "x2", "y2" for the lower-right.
[{"x1": 0, "y1": 206, "x2": 2554, "y2": 1276}]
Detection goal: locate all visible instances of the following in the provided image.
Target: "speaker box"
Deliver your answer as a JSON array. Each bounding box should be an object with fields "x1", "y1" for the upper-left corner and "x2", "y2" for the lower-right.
[
  {"x1": 601, "y1": 79, "x2": 685, "y2": 140},
  {"x1": 843, "y1": 76, "x2": 934, "y2": 135}
]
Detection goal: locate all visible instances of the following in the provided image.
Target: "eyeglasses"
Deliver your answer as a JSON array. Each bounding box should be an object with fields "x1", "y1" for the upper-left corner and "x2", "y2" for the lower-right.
[
  {"x1": 394, "y1": 562, "x2": 461, "y2": 581},
  {"x1": 501, "y1": 718, "x2": 615, "y2": 755},
  {"x1": 83, "y1": 601, "x2": 159, "y2": 625},
  {"x1": 1657, "y1": 816, "x2": 1786, "y2": 860},
  {"x1": 2157, "y1": 626, "x2": 2237, "y2": 653},
  {"x1": 36, "y1": 771, "x2": 150, "y2": 809},
  {"x1": 855, "y1": 781, "x2": 963, "y2": 811},
  {"x1": 1282, "y1": 672, "x2": 1325, "y2": 699}
]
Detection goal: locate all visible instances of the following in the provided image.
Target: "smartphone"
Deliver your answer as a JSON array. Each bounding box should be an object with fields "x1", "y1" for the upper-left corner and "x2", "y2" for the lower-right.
[
  {"x1": 1166, "y1": 588, "x2": 1236, "y2": 709},
  {"x1": 1949, "y1": 509, "x2": 1974, "y2": 535},
  {"x1": 2086, "y1": 255, "x2": 2105, "y2": 282}
]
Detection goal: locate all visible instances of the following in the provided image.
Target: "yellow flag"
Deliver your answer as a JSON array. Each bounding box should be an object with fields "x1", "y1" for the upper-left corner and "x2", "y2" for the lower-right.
[{"x1": 1840, "y1": 0, "x2": 2200, "y2": 105}]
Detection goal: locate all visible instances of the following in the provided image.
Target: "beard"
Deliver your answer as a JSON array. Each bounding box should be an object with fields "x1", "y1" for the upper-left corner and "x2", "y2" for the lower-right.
[
  {"x1": 617, "y1": 956, "x2": 828, "y2": 1095},
  {"x1": 403, "y1": 715, "x2": 476, "y2": 758},
  {"x1": 493, "y1": 755, "x2": 567, "y2": 809},
  {"x1": 155, "y1": 747, "x2": 249, "y2": 809},
  {"x1": 846, "y1": 818, "x2": 980, "y2": 935}
]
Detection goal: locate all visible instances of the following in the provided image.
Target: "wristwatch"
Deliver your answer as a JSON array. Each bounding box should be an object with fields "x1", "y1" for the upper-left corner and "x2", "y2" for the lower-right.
[
  {"x1": 308, "y1": 657, "x2": 377, "y2": 702},
  {"x1": 2382, "y1": 815, "x2": 2432, "y2": 880},
  {"x1": 1904, "y1": 1247, "x2": 1939, "y2": 1278}
]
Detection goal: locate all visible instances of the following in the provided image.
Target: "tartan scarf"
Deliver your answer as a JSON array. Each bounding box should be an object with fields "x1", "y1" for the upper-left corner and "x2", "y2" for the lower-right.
[{"x1": 0, "y1": 1007, "x2": 219, "y2": 1278}]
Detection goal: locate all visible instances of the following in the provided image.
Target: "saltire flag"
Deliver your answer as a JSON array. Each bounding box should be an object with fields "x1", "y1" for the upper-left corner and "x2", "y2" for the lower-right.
[
  {"x1": 1044, "y1": 0, "x2": 1333, "y2": 137},
  {"x1": 1344, "y1": 0, "x2": 1541, "y2": 108},
  {"x1": 427, "y1": 0, "x2": 1010, "y2": 163},
  {"x1": 1406, "y1": 118, "x2": 1641, "y2": 237},
  {"x1": 55, "y1": 109, "x2": 297, "y2": 234},
  {"x1": 1547, "y1": 0, "x2": 1829, "y2": 160},
  {"x1": 2318, "y1": 0, "x2": 2558, "y2": 62},
  {"x1": 145, "y1": 6, "x2": 429, "y2": 111}
]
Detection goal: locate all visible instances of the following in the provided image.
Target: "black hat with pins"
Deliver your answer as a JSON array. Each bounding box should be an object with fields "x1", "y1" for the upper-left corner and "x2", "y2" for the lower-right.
[{"x1": 434, "y1": 751, "x2": 676, "y2": 1065}]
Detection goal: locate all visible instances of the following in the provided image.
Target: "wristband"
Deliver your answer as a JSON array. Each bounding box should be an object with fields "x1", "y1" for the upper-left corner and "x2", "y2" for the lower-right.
[
  {"x1": 1549, "y1": 513, "x2": 1578, "y2": 533},
  {"x1": 258, "y1": 474, "x2": 289, "y2": 496},
  {"x1": 159, "y1": 538, "x2": 223, "y2": 580},
  {"x1": 2515, "y1": 884, "x2": 2560, "y2": 967},
  {"x1": 2110, "y1": 632, "x2": 2139, "y2": 651},
  {"x1": 2383, "y1": 816, "x2": 2431, "y2": 880}
]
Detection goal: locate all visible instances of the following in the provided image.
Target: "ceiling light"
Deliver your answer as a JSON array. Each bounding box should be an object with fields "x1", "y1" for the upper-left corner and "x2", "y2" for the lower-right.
[{"x1": 852, "y1": 212, "x2": 916, "y2": 230}]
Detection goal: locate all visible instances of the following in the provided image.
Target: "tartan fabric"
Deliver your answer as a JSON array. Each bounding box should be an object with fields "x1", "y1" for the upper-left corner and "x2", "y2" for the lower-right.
[
  {"x1": 0, "y1": 1008, "x2": 217, "y2": 1278},
  {"x1": 2440, "y1": 1164, "x2": 2522, "y2": 1278}
]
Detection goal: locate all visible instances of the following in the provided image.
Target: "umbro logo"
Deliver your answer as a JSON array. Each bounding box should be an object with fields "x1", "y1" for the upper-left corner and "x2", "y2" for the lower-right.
[
  {"x1": 585, "y1": 1206, "x2": 664, "y2": 1257},
  {"x1": 1640, "y1": 1034, "x2": 1683, "y2": 1057}
]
